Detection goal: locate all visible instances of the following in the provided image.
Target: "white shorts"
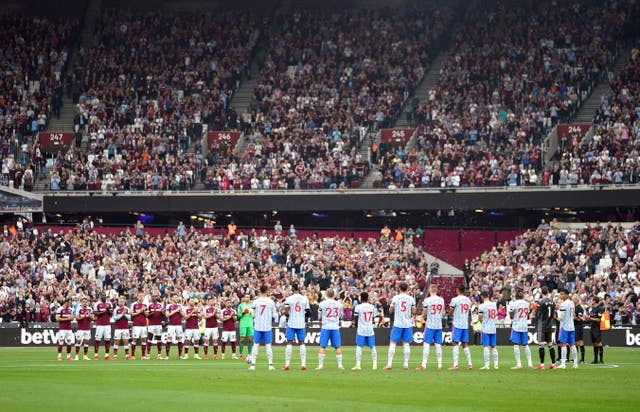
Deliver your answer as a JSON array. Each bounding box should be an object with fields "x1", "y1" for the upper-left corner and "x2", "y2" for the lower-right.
[
  {"x1": 148, "y1": 325, "x2": 163, "y2": 337},
  {"x1": 75, "y1": 330, "x2": 91, "y2": 342},
  {"x1": 184, "y1": 328, "x2": 201, "y2": 342},
  {"x1": 94, "y1": 325, "x2": 112, "y2": 340},
  {"x1": 167, "y1": 325, "x2": 184, "y2": 341},
  {"x1": 114, "y1": 329, "x2": 130, "y2": 341},
  {"x1": 221, "y1": 331, "x2": 236, "y2": 343},
  {"x1": 203, "y1": 328, "x2": 219, "y2": 341},
  {"x1": 132, "y1": 326, "x2": 148, "y2": 339},
  {"x1": 57, "y1": 330, "x2": 75, "y2": 345}
]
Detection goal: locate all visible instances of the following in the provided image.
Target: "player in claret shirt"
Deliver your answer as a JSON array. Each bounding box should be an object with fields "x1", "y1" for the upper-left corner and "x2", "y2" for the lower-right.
[
  {"x1": 146, "y1": 294, "x2": 165, "y2": 359},
  {"x1": 220, "y1": 300, "x2": 238, "y2": 360},
  {"x1": 165, "y1": 295, "x2": 184, "y2": 359},
  {"x1": 113, "y1": 296, "x2": 132, "y2": 360},
  {"x1": 74, "y1": 297, "x2": 93, "y2": 360},
  {"x1": 182, "y1": 298, "x2": 202, "y2": 360},
  {"x1": 202, "y1": 297, "x2": 220, "y2": 360},
  {"x1": 93, "y1": 294, "x2": 113, "y2": 360},
  {"x1": 56, "y1": 299, "x2": 75, "y2": 361},
  {"x1": 130, "y1": 293, "x2": 148, "y2": 360}
]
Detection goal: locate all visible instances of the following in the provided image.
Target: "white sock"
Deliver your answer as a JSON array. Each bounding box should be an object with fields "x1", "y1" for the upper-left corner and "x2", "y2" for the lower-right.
[
  {"x1": 300, "y1": 345, "x2": 307, "y2": 366},
  {"x1": 514, "y1": 346, "x2": 521, "y2": 366},
  {"x1": 251, "y1": 343, "x2": 259, "y2": 366},
  {"x1": 356, "y1": 346, "x2": 362, "y2": 366},
  {"x1": 336, "y1": 354, "x2": 343, "y2": 368},
  {"x1": 524, "y1": 346, "x2": 532, "y2": 367},
  {"x1": 285, "y1": 344, "x2": 292, "y2": 367},
  {"x1": 403, "y1": 344, "x2": 410, "y2": 367},
  {"x1": 483, "y1": 347, "x2": 490, "y2": 367},
  {"x1": 318, "y1": 353, "x2": 325, "y2": 368},
  {"x1": 371, "y1": 347, "x2": 377, "y2": 366},
  {"x1": 571, "y1": 346, "x2": 578, "y2": 364},
  {"x1": 453, "y1": 345, "x2": 460, "y2": 367},
  {"x1": 463, "y1": 347, "x2": 472, "y2": 366},
  {"x1": 387, "y1": 343, "x2": 396, "y2": 367},
  {"x1": 561, "y1": 346, "x2": 567, "y2": 364},
  {"x1": 492, "y1": 348, "x2": 499, "y2": 367},
  {"x1": 421, "y1": 344, "x2": 430, "y2": 367},
  {"x1": 435, "y1": 344, "x2": 442, "y2": 368},
  {"x1": 266, "y1": 344, "x2": 273, "y2": 365}
]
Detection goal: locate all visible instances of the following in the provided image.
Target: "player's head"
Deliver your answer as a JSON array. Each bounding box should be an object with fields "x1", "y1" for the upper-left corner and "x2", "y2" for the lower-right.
[
  {"x1": 259, "y1": 284, "x2": 269, "y2": 296},
  {"x1": 360, "y1": 291, "x2": 369, "y2": 302},
  {"x1": 81, "y1": 297, "x2": 88, "y2": 307},
  {"x1": 137, "y1": 292, "x2": 144, "y2": 303},
  {"x1": 398, "y1": 282, "x2": 408, "y2": 292},
  {"x1": 429, "y1": 284, "x2": 438, "y2": 296},
  {"x1": 172, "y1": 294, "x2": 180, "y2": 303},
  {"x1": 515, "y1": 289, "x2": 524, "y2": 300},
  {"x1": 225, "y1": 300, "x2": 231, "y2": 308},
  {"x1": 118, "y1": 296, "x2": 126, "y2": 306},
  {"x1": 325, "y1": 288, "x2": 335, "y2": 299},
  {"x1": 242, "y1": 295, "x2": 250, "y2": 303},
  {"x1": 572, "y1": 295, "x2": 580, "y2": 305},
  {"x1": 480, "y1": 290, "x2": 489, "y2": 301},
  {"x1": 541, "y1": 285, "x2": 549, "y2": 296},
  {"x1": 189, "y1": 298, "x2": 195, "y2": 307},
  {"x1": 591, "y1": 296, "x2": 600, "y2": 306},
  {"x1": 99, "y1": 294, "x2": 106, "y2": 302},
  {"x1": 456, "y1": 285, "x2": 465, "y2": 296},
  {"x1": 152, "y1": 294, "x2": 159, "y2": 303},
  {"x1": 63, "y1": 298, "x2": 71, "y2": 308},
  {"x1": 207, "y1": 297, "x2": 215, "y2": 305},
  {"x1": 291, "y1": 283, "x2": 299, "y2": 292},
  {"x1": 558, "y1": 289, "x2": 569, "y2": 300}
]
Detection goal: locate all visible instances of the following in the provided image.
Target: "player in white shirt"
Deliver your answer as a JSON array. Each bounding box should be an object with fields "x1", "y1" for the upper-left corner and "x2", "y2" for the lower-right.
[
  {"x1": 448, "y1": 285, "x2": 473, "y2": 370},
  {"x1": 418, "y1": 284, "x2": 445, "y2": 370},
  {"x1": 352, "y1": 291, "x2": 378, "y2": 370},
  {"x1": 556, "y1": 289, "x2": 578, "y2": 369},
  {"x1": 249, "y1": 285, "x2": 278, "y2": 371},
  {"x1": 317, "y1": 288, "x2": 344, "y2": 370},
  {"x1": 508, "y1": 289, "x2": 533, "y2": 369},
  {"x1": 384, "y1": 282, "x2": 416, "y2": 370},
  {"x1": 282, "y1": 284, "x2": 311, "y2": 370},
  {"x1": 478, "y1": 291, "x2": 499, "y2": 370}
]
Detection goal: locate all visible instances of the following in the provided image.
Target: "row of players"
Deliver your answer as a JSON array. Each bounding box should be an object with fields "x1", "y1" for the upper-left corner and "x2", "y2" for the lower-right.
[{"x1": 55, "y1": 282, "x2": 605, "y2": 371}]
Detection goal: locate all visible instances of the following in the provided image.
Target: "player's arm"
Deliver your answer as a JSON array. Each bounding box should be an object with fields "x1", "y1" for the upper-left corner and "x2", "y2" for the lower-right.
[
  {"x1": 478, "y1": 309, "x2": 484, "y2": 323},
  {"x1": 421, "y1": 304, "x2": 428, "y2": 318}
]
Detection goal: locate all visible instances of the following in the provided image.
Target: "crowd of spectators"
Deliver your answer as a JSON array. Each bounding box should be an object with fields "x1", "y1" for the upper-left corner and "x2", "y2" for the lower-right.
[
  {"x1": 556, "y1": 43, "x2": 640, "y2": 185},
  {"x1": 0, "y1": 15, "x2": 78, "y2": 191},
  {"x1": 376, "y1": 0, "x2": 637, "y2": 189},
  {"x1": 466, "y1": 219, "x2": 640, "y2": 326}
]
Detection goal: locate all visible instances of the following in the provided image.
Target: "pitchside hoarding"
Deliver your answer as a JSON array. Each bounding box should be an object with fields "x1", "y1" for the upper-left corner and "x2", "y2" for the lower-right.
[{"x1": 3, "y1": 325, "x2": 640, "y2": 347}]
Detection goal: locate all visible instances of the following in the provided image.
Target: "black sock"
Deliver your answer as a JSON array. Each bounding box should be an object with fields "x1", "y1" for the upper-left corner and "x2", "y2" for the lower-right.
[
  {"x1": 579, "y1": 346, "x2": 585, "y2": 362},
  {"x1": 538, "y1": 346, "x2": 545, "y2": 363},
  {"x1": 599, "y1": 346, "x2": 603, "y2": 362},
  {"x1": 549, "y1": 347, "x2": 556, "y2": 363},
  {"x1": 593, "y1": 346, "x2": 598, "y2": 362}
]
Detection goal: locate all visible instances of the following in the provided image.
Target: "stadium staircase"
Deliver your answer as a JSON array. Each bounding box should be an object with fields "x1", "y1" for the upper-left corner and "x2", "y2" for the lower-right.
[{"x1": 572, "y1": 48, "x2": 631, "y2": 123}]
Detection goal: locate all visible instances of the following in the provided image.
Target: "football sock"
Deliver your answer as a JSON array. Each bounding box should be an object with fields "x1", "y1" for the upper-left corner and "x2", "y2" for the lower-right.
[
  {"x1": 204, "y1": 344, "x2": 209, "y2": 355},
  {"x1": 422, "y1": 344, "x2": 430, "y2": 367},
  {"x1": 165, "y1": 343, "x2": 171, "y2": 356},
  {"x1": 251, "y1": 344, "x2": 259, "y2": 366},
  {"x1": 561, "y1": 346, "x2": 567, "y2": 364},
  {"x1": 571, "y1": 346, "x2": 578, "y2": 364},
  {"x1": 336, "y1": 354, "x2": 343, "y2": 368},
  {"x1": 599, "y1": 346, "x2": 603, "y2": 362},
  {"x1": 549, "y1": 346, "x2": 556, "y2": 363},
  {"x1": 221, "y1": 342, "x2": 226, "y2": 354},
  {"x1": 248, "y1": 343, "x2": 253, "y2": 356},
  {"x1": 579, "y1": 345, "x2": 585, "y2": 362},
  {"x1": 94, "y1": 342, "x2": 99, "y2": 354},
  {"x1": 141, "y1": 344, "x2": 146, "y2": 357},
  {"x1": 300, "y1": 345, "x2": 306, "y2": 366},
  {"x1": 435, "y1": 344, "x2": 443, "y2": 367},
  {"x1": 453, "y1": 345, "x2": 460, "y2": 367},
  {"x1": 513, "y1": 346, "x2": 520, "y2": 366},
  {"x1": 84, "y1": 345, "x2": 88, "y2": 355},
  {"x1": 105, "y1": 341, "x2": 110, "y2": 354},
  {"x1": 492, "y1": 348, "x2": 499, "y2": 367},
  {"x1": 184, "y1": 345, "x2": 190, "y2": 354},
  {"x1": 285, "y1": 344, "x2": 292, "y2": 367},
  {"x1": 194, "y1": 345, "x2": 199, "y2": 354},
  {"x1": 266, "y1": 344, "x2": 273, "y2": 365},
  {"x1": 114, "y1": 345, "x2": 118, "y2": 355},
  {"x1": 538, "y1": 345, "x2": 545, "y2": 364},
  {"x1": 177, "y1": 342, "x2": 183, "y2": 356},
  {"x1": 524, "y1": 346, "x2": 532, "y2": 366},
  {"x1": 156, "y1": 342, "x2": 162, "y2": 355},
  {"x1": 58, "y1": 345, "x2": 62, "y2": 355},
  {"x1": 75, "y1": 344, "x2": 80, "y2": 354},
  {"x1": 318, "y1": 353, "x2": 325, "y2": 368},
  {"x1": 483, "y1": 347, "x2": 490, "y2": 367},
  {"x1": 463, "y1": 346, "x2": 472, "y2": 366},
  {"x1": 402, "y1": 344, "x2": 410, "y2": 367},
  {"x1": 66, "y1": 345, "x2": 72, "y2": 354},
  {"x1": 356, "y1": 346, "x2": 362, "y2": 366},
  {"x1": 131, "y1": 343, "x2": 136, "y2": 356},
  {"x1": 239, "y1": 342, "x2": 244, "y2": 355},
  {"x1": 124, "y1": 345, "x2": 129, "y2": 356},
  {"x1": 231, "y1": 342, "x2": 236, "y2": 354},
  {"x1": 593, "y1": 346, "x2": 598, "y2": 362},
  {"x1": 213, "y1": 344, "x2": 219, "y2": 355},
  {"x1": 371, "y1": 347, "x2": 378, "y2": 366},
  {"x1": 387, "y1": 343, "x2": 396, "y2": 366}
]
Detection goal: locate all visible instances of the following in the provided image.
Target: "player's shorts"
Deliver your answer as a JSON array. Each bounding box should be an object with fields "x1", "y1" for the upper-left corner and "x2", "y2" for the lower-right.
[
  {"x1": 147, "y1": 325, "x2": 163, "y2": 337},
  {"x1": 203, "y1": 328, "x2": 219, "y2": 341},
  {"x1": 558, "y1": 329, "x2": 576, "y2": 345},
  {"x1": 114, "y1": 329, "x2": 130, "y2": 341},
  {"x1": 536, "y1": 326, "x2": 553, "y2": 344},
  {"x1": 221, "y1": 331, "x2": 236, "y2": 342},
  {"x1": 481, "y1": 333, "x2": 497, "y2": 347},
  {"x1": 452, "y1": 327, "x2": 469, "y2": 344},
  {"x1": 184, "y1": 328, "x2": 201, "y2": 342},
  {"x1": 57, "y1": 330, "x2": 75, "y2": 345},
  {"x1": 510, "y1": 330, "x2": 528, "y2": 346},
  {"x1": 94, "y1": 325, "x2": 111, "y2": 340},
  {"x1": 390, "y1": 327, "x2": 413, "y2": 344},
  {"x1": 253, "y1": 330, "x2": 273, "y2": 345},
  {"x1": 423, "y1": 328, "x2": 443, "y2": 345},
  {"x1": 590, "y1": 327, "x2": 602, "y2": 344},
  {"x1": 319, "y1": 329, "x2": 341, "y2": 349},
  {"x1": 75, "y1": 330, "x2": 91, "y2": 342},
  {"x1": 285, "y1": 327, "x2": 306, "y2": 342},
  {"x1": 167, "y1": 325, "x2": 184, "y2": 341},
  {"x1": 356, "y1": 334, "x2": 375, "y2": 348},
  {"x1": 239, "y1": 326, "x2": 254, "y2": 338},
  {"x1": 575, "y1": 325, "x2": 584, "y2": 342},
  {"x1": 132, "y1": 326, "x2": 147, "y2": 340}
]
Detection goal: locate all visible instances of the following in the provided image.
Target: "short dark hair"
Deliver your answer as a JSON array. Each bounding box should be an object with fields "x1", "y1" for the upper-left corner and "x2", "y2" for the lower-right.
[
  {"x1": 480, "y1": 291, "x2": 489, "y2": 298},
  {"x1": 360, "y1": 292, "x2": 369, "y2": 302},
  {"x1": 515, "y1": 289, "x2": 525, "y2": 299},
  {"x1": 541, "y1": 286, "x2": 549, "y2": 295},
  {"x1": 292, "y1": 283, "x2": 299, "y2": 292},
  {"x1": 592, "y1": 296, "x2": 601, "y2": 303},
  {"x1": 558, "y1": 288, "x2": 569, "y2": 295},
  {"x1": 260, "y1": 285, "x2": 269, "y2": 294},
  {"x1": 456, "y1": 285, "x2": 466, "y2": 294},
  {"x1": 399, "y1": 282, "x2": 408, "y2": 292}
]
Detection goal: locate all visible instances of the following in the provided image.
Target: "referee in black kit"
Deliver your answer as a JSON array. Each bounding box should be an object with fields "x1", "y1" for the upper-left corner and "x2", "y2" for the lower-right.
[{"x1": 588, "y1": 296, "x2": 605, "y2": 364}]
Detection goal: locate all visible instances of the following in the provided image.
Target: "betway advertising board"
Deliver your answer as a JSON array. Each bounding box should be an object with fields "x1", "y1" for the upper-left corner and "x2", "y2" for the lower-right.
[{"x1": 4, "y1": 325, "x2": 640, "y2": 347}]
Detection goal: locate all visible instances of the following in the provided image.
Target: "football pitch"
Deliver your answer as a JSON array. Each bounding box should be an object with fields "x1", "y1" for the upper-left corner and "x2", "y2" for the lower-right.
[{"x1": 0, "y1": 346, "x2": 638, "y2": 411}]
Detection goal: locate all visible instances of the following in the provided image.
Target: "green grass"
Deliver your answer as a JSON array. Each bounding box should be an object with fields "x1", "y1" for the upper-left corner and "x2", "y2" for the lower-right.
[{"x1": 0, "y1": 346, "x2": 638, "y2": 411}]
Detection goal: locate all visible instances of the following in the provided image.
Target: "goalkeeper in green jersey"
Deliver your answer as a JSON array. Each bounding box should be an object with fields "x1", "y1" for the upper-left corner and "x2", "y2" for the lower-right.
[{"x1": 237, "y1": 295, "x2": 254, "y2": 361}]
